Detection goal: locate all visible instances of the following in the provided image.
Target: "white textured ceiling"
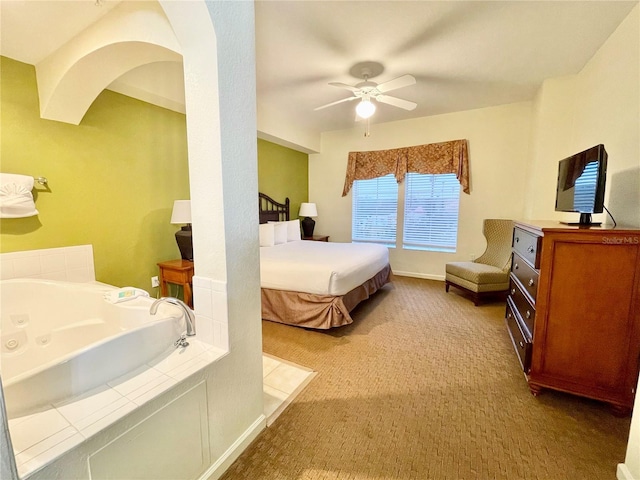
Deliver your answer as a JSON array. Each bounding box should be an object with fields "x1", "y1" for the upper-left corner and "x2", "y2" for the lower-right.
[
  {"x1": 255, "y1": 0, "x2": 638, "y2": 134},
  {"x1": 1, "y1": 1, "x2": 637, "y2": 139},
  {"x1": 0, "y1": 0, "x2": 120, "y2": 64}
]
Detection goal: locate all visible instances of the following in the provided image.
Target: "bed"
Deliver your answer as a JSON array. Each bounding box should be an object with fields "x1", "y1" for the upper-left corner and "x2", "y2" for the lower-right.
[{"x1": 258, "y1": 193, "x2": 392, "y2": 329}]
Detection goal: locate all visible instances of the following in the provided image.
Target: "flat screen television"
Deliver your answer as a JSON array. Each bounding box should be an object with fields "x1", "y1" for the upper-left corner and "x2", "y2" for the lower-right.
[{"x1": 555, "y1": 144, "x2": 607, "y2": 226}]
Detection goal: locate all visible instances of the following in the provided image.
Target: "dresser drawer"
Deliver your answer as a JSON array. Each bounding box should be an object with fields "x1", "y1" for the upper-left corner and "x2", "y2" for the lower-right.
[
  {"x1": 506, "y1": 299, "x2": 532, "y2": 373},
  {"x1": 511, "y1": 252, "x2": 539, "y2": 303},
  {"x1": 513, "y1": 227, "x2": 541, "y2": 268},
  {"x1": 508, "y1": 277, "x2": 535, "y2": 338}
]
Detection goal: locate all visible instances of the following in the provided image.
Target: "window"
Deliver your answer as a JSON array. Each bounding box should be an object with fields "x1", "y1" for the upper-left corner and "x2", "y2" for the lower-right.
[
  {"x1": 351, "y1": 174, "x2": 398, "y2": 247},
  {"x1": 403, "y1": 173, "x2": 460, "y2": 252},
  {"x1": 351, "y1": 172, "x2": 461, "y2": 252}
]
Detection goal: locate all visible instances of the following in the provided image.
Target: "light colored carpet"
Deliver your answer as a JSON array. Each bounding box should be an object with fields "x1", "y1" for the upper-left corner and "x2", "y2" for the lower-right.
[{"x1": 222, "y1": 276, "x2": 631, "y2": 479}]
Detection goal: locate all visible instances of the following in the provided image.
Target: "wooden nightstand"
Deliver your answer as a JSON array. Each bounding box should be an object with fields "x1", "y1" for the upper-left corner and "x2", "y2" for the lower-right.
[
  {"x1": 303, "y1": 235, "x2": 329, "y2": 242},
  {"x1": 157, "y1": 259, "x2": 194, "y2": 307}
]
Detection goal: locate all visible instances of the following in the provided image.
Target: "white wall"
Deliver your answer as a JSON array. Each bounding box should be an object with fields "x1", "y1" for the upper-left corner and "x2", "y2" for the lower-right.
[
  {"x1": 178, "y1": 0, "x2": 265, "y2": 473},
  {"x1": 527, "y1": 5, "x2": 639, "y2": 228},
  {"x1": 309, "y1": 101, "x2": 532, "y2": 279}
]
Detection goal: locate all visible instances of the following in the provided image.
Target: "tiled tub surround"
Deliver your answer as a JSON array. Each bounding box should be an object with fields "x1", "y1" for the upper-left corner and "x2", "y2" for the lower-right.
[
  {"x1": 0, "y1": 275, "x2": 227, "y2": 477},
  {"x1": 10, "y1": 352, "x2": 314, "y2": 478},
  {"x1": 0, "y1": 246, "x2": 228, "y2": 478},
  {"x1": 9, "y1": 340, "x2": 226, "y2": 478},
  {"x1": 0, "y1": 245, "x2": 95, "y2": 282}
]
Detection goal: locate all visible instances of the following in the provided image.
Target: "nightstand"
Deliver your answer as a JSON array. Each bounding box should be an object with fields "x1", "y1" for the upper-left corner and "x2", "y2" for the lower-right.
[
  {"x1": 302, "y1": 235, "x2": 329, "y2": 242},
  {"x1": 157, "y1": 259, "x2": 194, "y2": 307}
]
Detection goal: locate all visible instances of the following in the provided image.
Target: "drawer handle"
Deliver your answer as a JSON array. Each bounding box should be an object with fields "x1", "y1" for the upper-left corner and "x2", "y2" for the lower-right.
[
  {"x1": 514, "y1": 263, "x2": 519, "y2": 270},
  {"x1": 527, "y1": 245, "x2": 535, "y2": 254},
  {"x1": 511, "y1": 288, "x2": 516, "y2": 295},
  {"x1": 507, "y1": 312, "x2": 512, "y2": 319},
  {"x1": 526, "y1": 310, "x2": 531, "y2": 319},
  {"x1": 515, "y1": 236, "x2": 520, "y2": 243},
  {"x1": 519, "y1": 341, "x2": 524, "y2": 348},
  {"x1": 528, "y1": 278, "x2": 535, "y2": 287}
]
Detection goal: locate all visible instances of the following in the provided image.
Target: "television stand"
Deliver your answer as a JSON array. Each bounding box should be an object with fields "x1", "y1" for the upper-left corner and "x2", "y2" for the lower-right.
[
  {"x1": 560, "y1": 221, "x2": 602, "y2": 227},
  {"x1": 559, "y1": 212, "x2": 601, "y2": 227}
]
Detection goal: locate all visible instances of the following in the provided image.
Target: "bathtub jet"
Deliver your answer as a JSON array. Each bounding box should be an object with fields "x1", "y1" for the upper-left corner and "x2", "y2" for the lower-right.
[{"x1": 0, "y1": 279, "x2": 188, "y2": 418}]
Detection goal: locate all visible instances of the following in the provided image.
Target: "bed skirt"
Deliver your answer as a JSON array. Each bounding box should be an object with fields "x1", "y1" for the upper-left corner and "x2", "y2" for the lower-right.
[{"x1": 261, "y1": 264, "x2": 392, "y2": 329}]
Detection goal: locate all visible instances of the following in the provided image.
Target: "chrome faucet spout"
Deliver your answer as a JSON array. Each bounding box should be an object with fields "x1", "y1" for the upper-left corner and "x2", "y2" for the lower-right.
[{"x1": 150, "y1": 297, "x2": 196, "y2": 336}]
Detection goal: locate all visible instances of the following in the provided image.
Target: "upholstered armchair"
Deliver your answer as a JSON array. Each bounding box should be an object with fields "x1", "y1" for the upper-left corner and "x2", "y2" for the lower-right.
[{"x1": 445, "y1": 219, "x2": 514, "y2": 306}]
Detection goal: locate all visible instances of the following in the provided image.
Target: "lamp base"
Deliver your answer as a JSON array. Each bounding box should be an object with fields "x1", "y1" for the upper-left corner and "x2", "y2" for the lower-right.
[
  {"x1": 175, "y1": 226, "x2": 193, "y2": 261},
  {"x1": 301, "y1": 217, "x2": 315, "y2": 238}
]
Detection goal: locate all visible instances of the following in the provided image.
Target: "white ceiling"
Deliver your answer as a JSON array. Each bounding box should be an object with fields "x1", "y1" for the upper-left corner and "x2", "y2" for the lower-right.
[{"x1": 1, "y1": 1, "x2": 637, "y2": 140}]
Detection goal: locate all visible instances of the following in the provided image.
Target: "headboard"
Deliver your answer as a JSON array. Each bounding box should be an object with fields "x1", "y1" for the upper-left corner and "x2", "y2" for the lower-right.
[{"x1": 259, "y1": 193, "x2": 290, "y2": 224}]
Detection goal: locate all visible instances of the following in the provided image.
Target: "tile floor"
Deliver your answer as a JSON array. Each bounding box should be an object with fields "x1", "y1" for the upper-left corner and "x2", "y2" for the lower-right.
[{"x1": 262, "y1": 354, "x2": 316, "y2": 426}]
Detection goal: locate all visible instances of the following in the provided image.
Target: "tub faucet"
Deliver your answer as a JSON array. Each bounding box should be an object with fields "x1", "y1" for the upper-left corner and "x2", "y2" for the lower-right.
[{"x1": 150, "y1": 297, "x2": 196, "y2": 337}]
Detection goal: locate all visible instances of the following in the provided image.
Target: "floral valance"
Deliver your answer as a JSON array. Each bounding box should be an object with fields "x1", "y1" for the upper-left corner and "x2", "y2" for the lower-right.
[{"x1": 342, "y1": 139, "x2": 469, "y2": 196}]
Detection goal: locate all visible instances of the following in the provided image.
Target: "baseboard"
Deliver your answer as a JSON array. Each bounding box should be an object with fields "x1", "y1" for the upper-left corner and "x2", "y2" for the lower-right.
[
  {"x1": 199, "y1": 414, "x2": 266, "y2": 480},
  {"x1": 392, "y1": 271, "x2": 444, "y2": 282},
  {"x1": 616, "y1": 463, "x2": 636, "y2": 480}
]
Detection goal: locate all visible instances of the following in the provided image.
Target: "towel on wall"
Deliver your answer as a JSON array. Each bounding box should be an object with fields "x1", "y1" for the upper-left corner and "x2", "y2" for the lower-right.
[{"x1": 0, "y1": 173, "x2": 39, "y2": 218}]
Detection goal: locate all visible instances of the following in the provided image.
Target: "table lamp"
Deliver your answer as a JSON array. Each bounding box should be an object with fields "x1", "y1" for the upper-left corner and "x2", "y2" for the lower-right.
[
  {"x1": 299, "y1": 202, "x2": 318, "y2": 238},
  {"x1": 171, "y1": 200, "x2": 193, "y2": 261}
]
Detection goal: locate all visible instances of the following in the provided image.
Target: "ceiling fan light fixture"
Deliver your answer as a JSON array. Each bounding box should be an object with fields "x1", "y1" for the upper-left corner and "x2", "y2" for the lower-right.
[{"x1": 356, "y1": 99, "x2": 376, "y2": 119}]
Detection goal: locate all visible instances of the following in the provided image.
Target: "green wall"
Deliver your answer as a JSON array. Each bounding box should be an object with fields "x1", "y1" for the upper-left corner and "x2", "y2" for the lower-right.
[
  {"x1": 257, "y1": 138, "x2": 308, "y2": 219},
  {"x1": 0, "y1": 57, "x2": 190, "y2": 291},
  {"x1": 0, "y1": 57, "x2": 309, "y2": 291}
]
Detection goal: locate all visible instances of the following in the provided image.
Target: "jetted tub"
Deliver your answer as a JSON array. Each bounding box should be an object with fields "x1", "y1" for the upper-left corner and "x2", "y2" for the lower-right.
[{"x1": 1, "y1": 279, "x2": 186, "y2": 418}]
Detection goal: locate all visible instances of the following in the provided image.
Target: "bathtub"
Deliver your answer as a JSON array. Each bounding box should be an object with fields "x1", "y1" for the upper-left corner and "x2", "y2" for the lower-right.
[{"x1": 1, "y1": 279, "x2": 185, "y2": 418}]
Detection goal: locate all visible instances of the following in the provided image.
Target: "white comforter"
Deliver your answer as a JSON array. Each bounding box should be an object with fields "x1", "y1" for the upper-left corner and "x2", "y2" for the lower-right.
[{"x1": 260, "y1": 241, "x2": 389, "y2": 296}]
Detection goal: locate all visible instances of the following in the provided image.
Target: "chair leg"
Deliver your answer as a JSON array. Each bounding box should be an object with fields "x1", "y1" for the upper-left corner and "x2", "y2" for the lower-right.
[
  {"x1": 446, "y1": 281, "x2": 501, "y2": 306},
  {"x1": 472, "y1": 292, "x2": 481, "y2": 306}
]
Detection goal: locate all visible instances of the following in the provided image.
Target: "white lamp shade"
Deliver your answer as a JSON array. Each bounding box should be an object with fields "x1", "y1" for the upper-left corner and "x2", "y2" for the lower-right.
[
  {"x1": 299, "y1": 202, "x2": 318, "y2": 217},
  {"x1": 170, "y1": 200, "x2": 191, "y2": 224},
  {"x1": 356, "y1": 99, "x2": 376, "y2": 119}
]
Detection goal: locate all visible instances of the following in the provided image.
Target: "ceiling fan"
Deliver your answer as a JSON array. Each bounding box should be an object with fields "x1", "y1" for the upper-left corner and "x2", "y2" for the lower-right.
[{"x1": 314, "y1": 61, "x2": 417, "y2": 119}]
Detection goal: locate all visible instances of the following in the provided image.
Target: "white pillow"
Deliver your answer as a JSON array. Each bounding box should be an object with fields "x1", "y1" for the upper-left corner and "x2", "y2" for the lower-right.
[
  {"x1": 259, "y1": 223, "x2": 275, "y2": 247},
  {"x1": 273, "y1": 222, "x2": 288, "y2": 245},
  {"x1": 286, "y1": 219, "x2": 302, "y2": 241},
  {"x1": 269, "y1": 219, "x2": 302, "y2": 242}
]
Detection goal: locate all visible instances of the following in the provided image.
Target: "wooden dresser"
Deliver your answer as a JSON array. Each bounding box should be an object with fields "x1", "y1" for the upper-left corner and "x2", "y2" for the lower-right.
[{"x1": 505, "y1": 220, "x2": 640, "y2": 415}]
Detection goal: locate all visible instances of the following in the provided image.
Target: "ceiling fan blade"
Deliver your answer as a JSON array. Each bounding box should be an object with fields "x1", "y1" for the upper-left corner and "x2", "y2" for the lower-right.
[
  {"x1": 376, "y1": 74, "x2": 416, "y2": 93},
  {"x1": 376, "y1": 95, "x2": 417, "y2": 111},
  {"x1": 314, "y1": 96, "x2": 358, "y2": 111},
  {"x1": 328, "y1": 82, "x2": 360, "y2": 93}
]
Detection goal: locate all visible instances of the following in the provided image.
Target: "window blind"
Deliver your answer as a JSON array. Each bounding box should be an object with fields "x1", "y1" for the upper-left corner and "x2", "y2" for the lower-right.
[
  {"x1": 403, "y1": 173, "x2": 460, "y2": 252},
  {"x1": 573, "y1": 161, "x2": 598, "y2": 211},
  {"x1": 352, "y1": 174, "x2": 398, "y2": 247}
]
